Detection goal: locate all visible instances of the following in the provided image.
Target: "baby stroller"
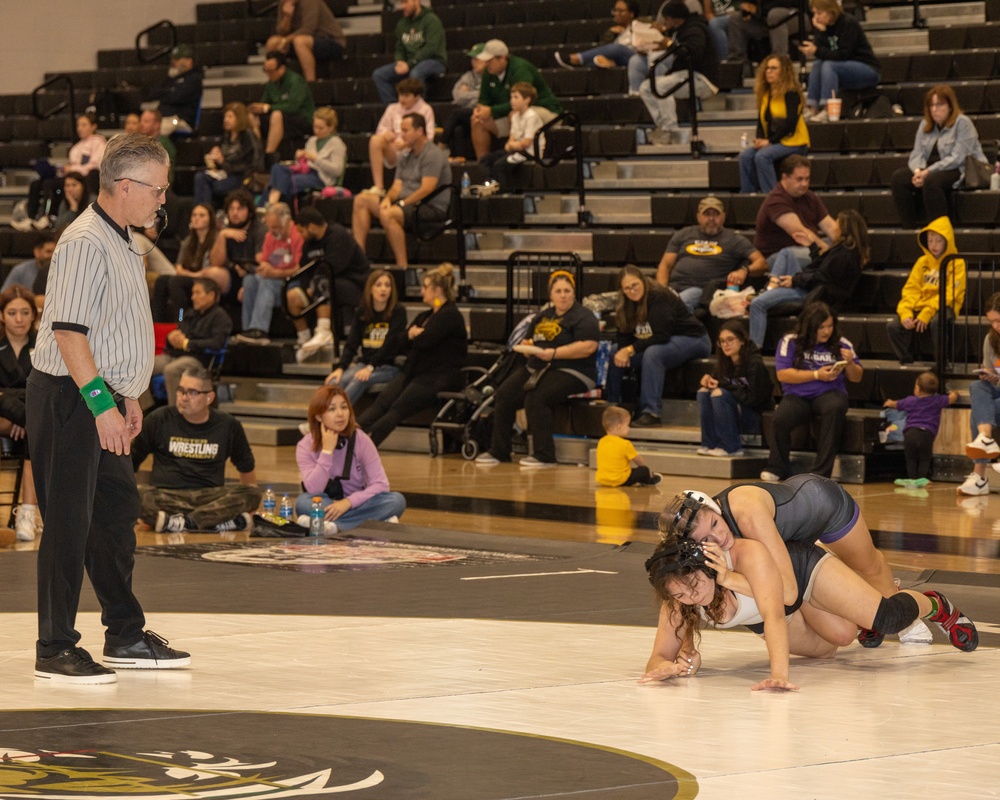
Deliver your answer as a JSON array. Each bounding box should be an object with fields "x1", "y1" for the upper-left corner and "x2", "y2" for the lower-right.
[{"x1": 429, "y1": 312, "x2": 537, "y2": 459}]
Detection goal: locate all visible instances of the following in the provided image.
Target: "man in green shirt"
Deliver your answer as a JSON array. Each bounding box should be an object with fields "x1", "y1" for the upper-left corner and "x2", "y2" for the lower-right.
[
  {"x1": 470, "y1": 39, "x2": 563, "y2": 159},
  {"x1": 372, "y1": 0, "x2": 447, "y2": 105},
  {"x1": 248, "y1": 51, "x2": 315, "y2": 166}
]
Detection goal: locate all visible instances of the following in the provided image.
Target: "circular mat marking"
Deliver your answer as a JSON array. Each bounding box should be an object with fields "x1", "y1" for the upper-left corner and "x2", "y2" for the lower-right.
[{"x1": 0, "y1": 711, "x2": 696, "y2": 800}]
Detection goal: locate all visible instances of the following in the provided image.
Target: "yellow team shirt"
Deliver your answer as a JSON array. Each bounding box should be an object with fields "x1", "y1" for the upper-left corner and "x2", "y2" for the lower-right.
[{"x1": 595, "y1": 434, "x2": 638, "y2": 487}]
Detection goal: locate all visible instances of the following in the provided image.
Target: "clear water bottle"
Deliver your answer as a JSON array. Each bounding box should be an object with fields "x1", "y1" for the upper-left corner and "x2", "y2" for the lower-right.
[
  {"x1": 279, "y1": 493, "x2": 293, "y2": 520},
  {"x1": 309, "y1": 496, "x2": 325, "y2": 537},
  {"x1": 461, "y1": 170, "x2": 471, "y2": 197},
  {"x1": 739, "y1": 132, "x2": 750, "y2": 150},
  {"x1": 262, "y1": 487, "x2": 276, "y2": 515},
  {"x1": 991, "y1": 161, "x2": 1000, "y2": 191}
]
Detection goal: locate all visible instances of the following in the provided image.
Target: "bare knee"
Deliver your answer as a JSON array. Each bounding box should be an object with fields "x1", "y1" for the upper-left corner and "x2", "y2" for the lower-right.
[{"x1": 710, "y1": 388, "x2": 723, "y2": 397}]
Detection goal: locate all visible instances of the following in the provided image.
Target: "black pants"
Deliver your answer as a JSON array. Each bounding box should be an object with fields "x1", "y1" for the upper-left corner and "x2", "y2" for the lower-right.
[
  {"x1": 479, "y1": 149, "x2": 525, "y2": 193},
  {"x1": 623, "y1": 466, "x2": 657, "y2": 486},
  {"x1": 489, "y1": 365, "x2": 586, "y2": 463},
  {"x1": 27, "y1": 177, "x2": 64, "y2": 220},
  {"x1": 26, "y1": 371, "x2": 145, "y2": 657},
  {"x1": 331, "y1": 277, "x2": 363, "y2": 340},
  {"x1": 885, "y1": 308, "x2": 954, "y2": 363},
  {"x1": 890, "y1": 167, "x2": 960, "y2": 229},
  {"x1": 903, "y1": 426, "x2": 936, "y2": 479},
  {"x1": 767, "y1": 390, "x2": 848, "y2": 479},
  {"x1": 151, "y1": 274, "x2": 196, "y2": 323},
  {"x1": 441, "y1": 107, "x2": 475, "y2": 160},
  {"x1": 357, "y1": 370, "x2": 459, "y2": 446}
]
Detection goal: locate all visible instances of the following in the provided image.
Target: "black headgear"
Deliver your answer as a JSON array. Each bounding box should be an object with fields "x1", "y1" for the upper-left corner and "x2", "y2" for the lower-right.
[
  {"x1": 657, "y1": 490, "x2": 722, "y2": 538},
  {"x1": 644, "y1": 537, "x2": 715, "y2": 580}
]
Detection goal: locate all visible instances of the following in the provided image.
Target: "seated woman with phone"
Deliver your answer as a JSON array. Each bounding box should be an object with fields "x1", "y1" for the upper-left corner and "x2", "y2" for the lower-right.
[{"x1": 761, "y1": 302, "x2": 862, "y2": 482}]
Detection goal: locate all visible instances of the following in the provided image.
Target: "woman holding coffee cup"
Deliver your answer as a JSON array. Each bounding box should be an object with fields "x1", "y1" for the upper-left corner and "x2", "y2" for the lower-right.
[{"x1": 798, "y1": 0, "x2": 880, "y2": 123}]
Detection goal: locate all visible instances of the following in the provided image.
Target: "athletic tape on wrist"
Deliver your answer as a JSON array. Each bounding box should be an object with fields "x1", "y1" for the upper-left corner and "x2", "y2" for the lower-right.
[{"x1": 81, "y1": 376, "x2": 117, "y2": 417}]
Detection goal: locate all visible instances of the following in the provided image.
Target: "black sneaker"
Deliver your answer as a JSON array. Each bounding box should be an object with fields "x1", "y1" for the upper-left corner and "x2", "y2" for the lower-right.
[
  {"x1": 924, "y1": 590, "x2": 979, "y2": 652},
  {"x1": 35, "y1": 647, "x2": 117, "y2": 684},
  {"x1": 233, "y1": 329, "x2": 270, "y2": 346},
  {"x1": 103, "y1": 631, "x2": 191, "y2": 669},
  {"x1": 215, "y1": 513, "x2": 251, "y2": 532},
  {"x1": 857, "y1": 627, "x2": 885, "y2": 648},
  {"x1": 632, "y1": 413, "x2": 662, "y2": 428}
]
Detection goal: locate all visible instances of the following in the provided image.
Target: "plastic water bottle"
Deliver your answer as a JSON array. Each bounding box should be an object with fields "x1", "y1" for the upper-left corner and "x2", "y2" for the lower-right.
[
  {"x1": 262, "y1": 487, "x2": 276, "y2": 515},
  {"x1": 279, "y1": 493, "x2": 293, "y2": 520},
  {"x1": 739, "y1": 132, "x2": 750, "y2": 150},
  {"x1": 309, "y1": 496, "x2": 324, "y2": 537},
  {"x1": 991, "y1": 161, "x2": 1000, "y2": 192},
  {"x1": 461, "y1": 170, "x2": 471, "y2": 197}
]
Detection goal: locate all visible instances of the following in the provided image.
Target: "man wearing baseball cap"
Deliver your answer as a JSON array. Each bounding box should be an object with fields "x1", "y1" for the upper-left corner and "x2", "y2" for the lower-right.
[
  {"x1": 438, "y1": 44, "x2": 489, "y2": 161},
  {"x1": 142, "y1": 44, "x2": 204, "y2": 137},
  {"x1": 471, "y1": 39, "x2": 563, "y2": 160},
  {"x1": 656, "y1": 195, "x2": 766, "y2": 312},
  {"x1": 638, "y1": 2, "x2": 719, "y2": 146}
]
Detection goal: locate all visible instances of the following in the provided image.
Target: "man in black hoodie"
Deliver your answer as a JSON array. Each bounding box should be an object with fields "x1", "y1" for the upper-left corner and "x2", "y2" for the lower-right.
[{"x1": 638, "y1": 2, "x2": 719, "y2": 145}]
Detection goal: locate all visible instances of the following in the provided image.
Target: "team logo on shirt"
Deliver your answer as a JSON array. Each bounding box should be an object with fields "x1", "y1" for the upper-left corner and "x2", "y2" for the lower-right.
[
  {"x1": 685, "y1": 240, "x2": 723, "y2": 257},
  {"x1": 168, "y1": 437, "x2": 220, "y2": 459},
  {"x1": 362, "y1": 322, "x2": 390, "y2": 349},
  {"x1": 533, "y1": 318, "x2": 563, "y2": 341}
]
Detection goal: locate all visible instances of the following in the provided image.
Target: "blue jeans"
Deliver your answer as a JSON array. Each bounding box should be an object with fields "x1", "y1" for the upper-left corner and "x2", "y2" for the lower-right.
[
  {"x1": 606, "y1": 334, "x2": 712, "y2": 416},
  {"x1": 676, "y1": 286, "x2": 703, "y2": 314},
  {"x1": 372, "y1": 59, "x2": 446, "y2": 105},
  {"x1": 708, "y1": 14, "x2": 731, "y2": 61},
  {"x1": 293, "y1": 490, "x2": 406, "y2": 531},
  {"x1": 334, "y1": 363, "x2": 401, "y2": 405},
  {"x1": 575, "y1": 42, "x2": 634, "y2": 67},
  {"x1": 765, "y1": 245, "x2": 811, "y2": 270},
  {"x1": 749, "y1": 287, "x2": 806, "y2": 346},
  {"x1": 266, "y1": 164, "x2": 325, "y2": 205},
  {"x1": 241, "y1": 272, "x2": 284, "y2": 332},
  {"x1": 807, "y1": 60, "x2": 881, "y2": 107},
  {"x1": 698, "y1": 387, "x2": 761, "y2": 453},
  {"x1": 627, "y1": 52, "x2": 672, "y2": 92},
  {"x1": 193, "y1": 171, "x2": 244, "y2": 205},
  {"x1": 739, "y1": 143, "x2": 809, "y2": 193}
]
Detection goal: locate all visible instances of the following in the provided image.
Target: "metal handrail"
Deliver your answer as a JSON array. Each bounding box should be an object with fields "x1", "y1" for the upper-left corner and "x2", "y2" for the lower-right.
[
  {"x1": 247, "y1": 0, "x2": 279, "y2": 17},
  {"x1": 648, "y1": 44, "x2": 706, "y2": 157},
  {"x1": 135, "y1": 19, "x2": 176, "y2": 65},
  {"x1": 414, "y1": 182, "x2": 468, "y2": 296},
  {"x1": 32, "y1": 74, "x2": 75, "y2": 121},
  {"x1": 520, "y1": 110, "x2": 590, "y2": 227}
]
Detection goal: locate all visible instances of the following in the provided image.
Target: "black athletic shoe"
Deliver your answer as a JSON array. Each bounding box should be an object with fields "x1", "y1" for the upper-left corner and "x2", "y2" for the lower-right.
[
  {"x1": 632, "y1": 413, "x2": 662, "y2": 428},
  {"x1": 215, "y1": 513, "x2": 251, "y2": 532},
  {"x1": 924, "y1": 590, "x2": 979, "y2": 652},
  {"x1": 35, "y1": 647, "x2": 117, "y2": 684},
  {"x1": 857, "y1": 627, "x2": 885, "y2": 648},
  {"x1": 103, "y1": 631, "x2": 192, "y2": 669}
]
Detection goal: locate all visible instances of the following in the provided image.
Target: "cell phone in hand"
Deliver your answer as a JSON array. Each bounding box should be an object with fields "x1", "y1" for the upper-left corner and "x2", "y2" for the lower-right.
[{"x1": 830, "y1": 360, "x2": 848, "y2": 375}]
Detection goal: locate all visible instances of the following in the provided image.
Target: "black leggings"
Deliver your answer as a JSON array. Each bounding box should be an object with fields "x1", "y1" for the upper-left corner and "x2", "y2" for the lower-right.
[
  {"x1": 767, "y1": 390, "x2": 848, "y2": 479},
  {"x1": 357, "y1": 371, "x2": 459, "y2": 447},
  {"x1": 903, "y1": 427, "x2": 936, "y2": 479},
  {"x1": 890, "y1": 166, "x2": 960, "y2": 229}
]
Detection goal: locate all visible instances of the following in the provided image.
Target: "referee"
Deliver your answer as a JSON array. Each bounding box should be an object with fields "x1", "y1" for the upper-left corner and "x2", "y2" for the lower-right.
[{"x1": 27, "y1": 133, "x2": 190, "y2": 684}]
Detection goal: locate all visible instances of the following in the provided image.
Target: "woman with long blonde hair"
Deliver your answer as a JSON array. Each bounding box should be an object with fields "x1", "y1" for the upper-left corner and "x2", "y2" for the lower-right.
[{"x1": 739, "y1": 53, "x2": 809, "y2": 193}]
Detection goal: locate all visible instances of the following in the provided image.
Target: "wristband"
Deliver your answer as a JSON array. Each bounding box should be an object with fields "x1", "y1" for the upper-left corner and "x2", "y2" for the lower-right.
[
  {"x1": 813, "y1": 370, "x2": 819, "y2": 380},
  {"x1": 81, "y1": 375, "x2": 117, "y2": 417}
]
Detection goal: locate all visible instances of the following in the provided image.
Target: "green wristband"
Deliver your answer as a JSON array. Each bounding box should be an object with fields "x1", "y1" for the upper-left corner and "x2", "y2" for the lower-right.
[{"x1": 81, "y1": 376, "x2": 117, "y2": 417}]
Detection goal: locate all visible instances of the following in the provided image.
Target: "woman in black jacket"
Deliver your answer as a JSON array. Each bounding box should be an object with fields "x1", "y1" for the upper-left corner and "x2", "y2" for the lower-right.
[
  {"x1": 357, "y1": 264, "x2": 467, "y2": 447},
  {"x1": 748, "y1": 208, "x2": 868, "y2": 347},
  {"x1": 799, "y1": 0, "x2": 880, "y2": 122},
  {"x1": 193, "y1": 102, "x2": 263, "y2": 204},
  {"x1": 606, "y1": 265, "x2": 711, "y2": 428},
  {"x1": 0, "y1": 286, "x2": 41, "y2": 540},
  {"x1": 697, "y1": 319, "x2": 775, "y2": 456}
]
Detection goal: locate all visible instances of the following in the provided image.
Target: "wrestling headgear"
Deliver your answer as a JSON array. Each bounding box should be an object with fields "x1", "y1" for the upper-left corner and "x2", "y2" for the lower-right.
[{"x1": 657, "y1": 490, "x2": 722, "y2": 538}]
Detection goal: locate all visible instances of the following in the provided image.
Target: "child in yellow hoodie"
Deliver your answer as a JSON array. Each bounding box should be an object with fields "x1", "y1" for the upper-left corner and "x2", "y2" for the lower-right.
[{"x1": 886, "y1": 216, "x2": 966, "y2": 364}]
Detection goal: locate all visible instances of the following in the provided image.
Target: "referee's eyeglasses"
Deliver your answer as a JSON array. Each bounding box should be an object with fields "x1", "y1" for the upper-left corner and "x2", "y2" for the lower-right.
[{"x1": 114, "y1": 177, "x2": 170, "y2": 197}]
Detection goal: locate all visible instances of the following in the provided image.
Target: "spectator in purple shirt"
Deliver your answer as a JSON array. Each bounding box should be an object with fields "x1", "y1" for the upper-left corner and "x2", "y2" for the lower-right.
[
  {"x1": 295, "y1": 385, "x2": 406, "y2": 534},
  {"x1": 761, "y1": 302, "x2": 862, "y2": 481},
  {"x1": 884, "y1": 372, "x2": 958, "y2": 485}
]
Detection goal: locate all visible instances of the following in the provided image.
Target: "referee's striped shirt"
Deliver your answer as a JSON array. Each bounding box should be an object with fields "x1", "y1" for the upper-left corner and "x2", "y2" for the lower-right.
[{"x1": 32, "y1": 202, "x2": 154, "y2": 399}]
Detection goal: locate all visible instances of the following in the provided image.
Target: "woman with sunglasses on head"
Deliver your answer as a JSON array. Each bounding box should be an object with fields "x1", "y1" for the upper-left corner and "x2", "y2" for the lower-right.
[
  {"x1": 697, "y1": 319, "x2": 773, "y2": 457},
  {"x1": 640, "y1": 525, "x2": 978, "y2": 691},
  {"x1": 296, "y1": 384, "x2": 406, "y2": 535}
]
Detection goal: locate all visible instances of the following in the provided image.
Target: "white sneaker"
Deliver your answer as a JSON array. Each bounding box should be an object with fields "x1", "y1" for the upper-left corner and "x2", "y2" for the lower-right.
[
  {"x1": 957, "y1": 472, "x2": 990, "y2": 496},
  {"x1": 966, "y1": 433, "x2": 1000, "y2": 460},
  {"x1": 519, "y1": 456, "x2": 557, "y2": 469},
  {"x1": 810, "y1": 109, "x2": 829, "y2": 123},
  {"x1": 295, "y1": 327, "x2": 334, "y2": 363},
  {"x1": 386, "y1": 515, "x2": 399, "y2": 523},
  {"x1": 760, "y1": 470, "x2": 781, "y2": 482},
  {"x1": 9, "y1": 217, "x2": 35, "y2": 232},
  {"x1": 33, "y1": 216, "x2": 51, "y2": 230},
  {"x1": 297, "y1": 514, "x2": 337, "y2": 535},
  {"x1": 475, "y1": 452, "x2": 500, "y2": 465},
  {"x1": 898, "y1": 617, "x2": 933, "y2": 644},
  {"x1": 696, "y1": 446, "x2": 711, "y2": 455},
  {"x1": 154, "y1": 511, "x2": 187, "y2": 532},
  {"x1": 13, "y1": 506, "x2": 36, "y2": 542},
  {"x1": 705, "y1": 448, "x2": 730, "y2": 457}
]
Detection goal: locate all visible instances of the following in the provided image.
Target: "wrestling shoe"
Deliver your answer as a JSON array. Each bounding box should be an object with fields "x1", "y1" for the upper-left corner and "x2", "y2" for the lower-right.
[
  {"x1": 35, "y1": 647, "x2": 117, "y2": 684},
  {"x1": 103, "y1": 630, "x2": 191, "y2": 669},
  {"x1": 957, "y1": 473, "x2": 989, "y2": 496},
  {"x1": 966, "y1": 432, "x2": 1000, "y2": 460},
  {"x1": 923, "y1": 590, "x2": 978, "y2": 652},
  {"x1": 897, "y1": 618, "x2": 934, "y2": 644},
  {"x1": 154, "y1": 512, "x2": 187, "y2": 533},
  {"x1": 857, "y1": 627, "x2": 885, "y2": 648}
]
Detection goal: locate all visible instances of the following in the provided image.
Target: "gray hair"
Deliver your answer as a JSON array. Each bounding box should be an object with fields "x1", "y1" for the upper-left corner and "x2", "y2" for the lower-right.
[
  {"x1": 264, "y1": 202, "x2": 292, "y2": 224},
  {"x1": 181, "y1": 364, "x2": 214, "y2": 387},
  {"x1": 99, "y1": 133, "x2": 170, "y2": 194}
]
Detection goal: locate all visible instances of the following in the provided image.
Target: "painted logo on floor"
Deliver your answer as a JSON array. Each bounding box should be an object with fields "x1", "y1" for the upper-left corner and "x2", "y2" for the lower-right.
[
  {"x1": 142, "y1": 538, "x2": 554, "y2": 572},
  {"x1": 0, "y1": 748, "x2": 381, "y2": 798}
]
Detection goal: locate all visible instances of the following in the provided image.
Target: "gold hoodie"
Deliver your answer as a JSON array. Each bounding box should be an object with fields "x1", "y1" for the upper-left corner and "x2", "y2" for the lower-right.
[{"x1": 896, "y1": 216, "x2": 966, "y2": 325}]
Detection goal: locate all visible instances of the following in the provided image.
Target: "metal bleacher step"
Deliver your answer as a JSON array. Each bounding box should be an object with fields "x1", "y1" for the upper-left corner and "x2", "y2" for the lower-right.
[
  {"x1": 865, "y1": 1, "x2": 985, "y2": 28},
  {"x1": 528, "y1": 194, "x2": 651, "y2": 226},
  {"x1": 588, "y1": 443, "x2": 770, "y2": 480},
  {"x1": 587, "y1": 159, "x2": 710, "y2": 190},
  {"x1": 466, "y1": 230, "x2": 593, "y2": 262},
  {"x1": 865, "y1": 28, "x2": 930, "y2": 53},
  {"x1": 239, "y1": 419, "x2": 304, "y2": 447}
]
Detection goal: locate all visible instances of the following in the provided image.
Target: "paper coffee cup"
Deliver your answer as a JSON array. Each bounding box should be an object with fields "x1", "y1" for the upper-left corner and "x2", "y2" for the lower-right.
[{"x1": 827, "y1": 97, "x2": 842, "y2": 121}]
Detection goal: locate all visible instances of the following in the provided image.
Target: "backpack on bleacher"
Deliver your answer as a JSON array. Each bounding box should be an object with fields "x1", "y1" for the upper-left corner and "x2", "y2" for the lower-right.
[{"x1": 849, "y1": 93, "x2": 893, "y2": 120}]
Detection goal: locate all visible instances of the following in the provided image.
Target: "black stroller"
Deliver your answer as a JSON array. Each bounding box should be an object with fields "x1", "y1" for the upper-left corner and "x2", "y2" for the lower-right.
[{"x1": 428, "y1": 312, "x2": 537, "y2": 459}]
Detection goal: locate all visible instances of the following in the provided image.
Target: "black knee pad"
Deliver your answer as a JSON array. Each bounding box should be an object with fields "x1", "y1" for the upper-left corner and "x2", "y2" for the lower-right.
[{"x1": 872, "y1": 593, "x2": 920, "y2": 634}]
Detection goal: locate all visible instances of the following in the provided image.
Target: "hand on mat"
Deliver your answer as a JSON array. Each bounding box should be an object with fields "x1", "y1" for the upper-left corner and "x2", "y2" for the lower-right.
[{"x1": 751, "y1": 677, "x2": 800, "y2": 692}]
